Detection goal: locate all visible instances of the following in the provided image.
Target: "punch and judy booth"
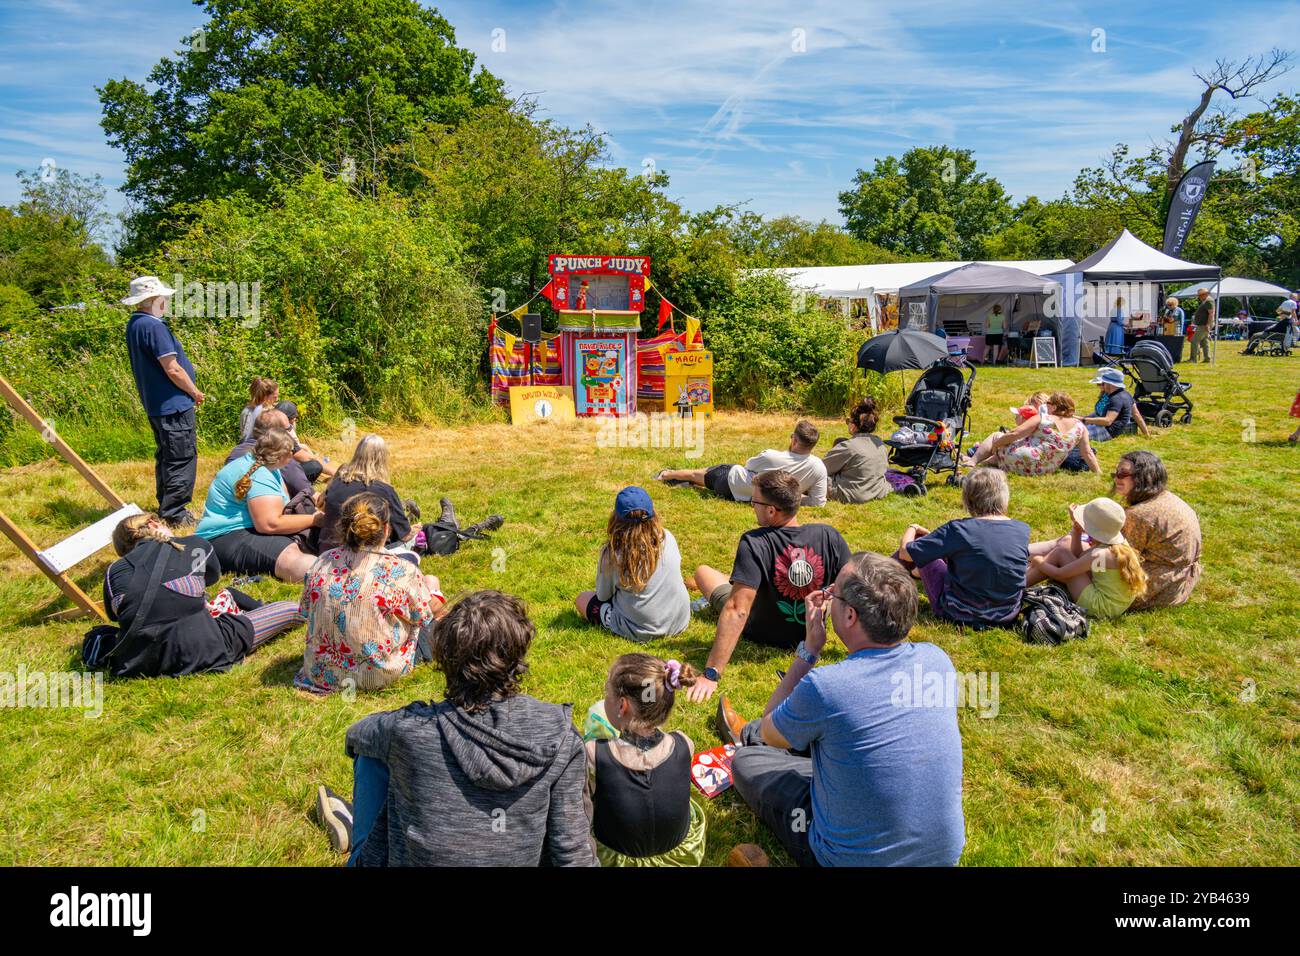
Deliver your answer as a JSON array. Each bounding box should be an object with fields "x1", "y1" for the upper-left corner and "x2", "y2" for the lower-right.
[{"x1": 551, "y1": 254, "x2": 650, "y2": 417}]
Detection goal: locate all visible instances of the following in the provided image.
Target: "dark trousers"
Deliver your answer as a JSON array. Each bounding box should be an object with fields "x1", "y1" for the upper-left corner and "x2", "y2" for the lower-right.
[
  {"x1": 147, "y1": 407, "x2": 198, "y2": 521},
  {"x1": 730, "y1": 719, "x2": 821, "y2": 867}
]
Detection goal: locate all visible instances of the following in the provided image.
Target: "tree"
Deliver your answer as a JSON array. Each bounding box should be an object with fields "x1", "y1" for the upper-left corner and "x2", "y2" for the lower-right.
[
  {"x1": 838, "y1": 147, "x2": 1013, "y2": 259},
  {"x1": 728, "y1": 213, "x2": 904, "y2": 267},
  {"x1": 99, "y1": 0, "x2": 504, "y2": 256}
]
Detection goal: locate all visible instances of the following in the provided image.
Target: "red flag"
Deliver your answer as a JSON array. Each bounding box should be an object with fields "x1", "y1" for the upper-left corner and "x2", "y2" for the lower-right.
[
  {"x1": 657, "y1": 297, "x2": 673, "y2": 330},
  {"x1": 538, "y1": 279, "x2": 556, "y2": 306}
]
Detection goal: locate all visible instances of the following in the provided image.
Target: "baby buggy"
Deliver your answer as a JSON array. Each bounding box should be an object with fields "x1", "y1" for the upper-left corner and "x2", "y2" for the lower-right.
[
  {"x1": 1120, "y1": 339, "x2": 1193, "y2": 427},
  {"x1": 884, "y1": 360, "x2": 975, "y2": 495}
]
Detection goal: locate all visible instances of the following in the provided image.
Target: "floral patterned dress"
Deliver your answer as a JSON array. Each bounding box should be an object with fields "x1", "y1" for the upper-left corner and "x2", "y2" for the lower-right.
[
  {"x1": 294, "y1": 548, "x2": 441, "y2": 694},
  {"x1": 992, "y1": 405, "x2": 1085, "y2": 477}
]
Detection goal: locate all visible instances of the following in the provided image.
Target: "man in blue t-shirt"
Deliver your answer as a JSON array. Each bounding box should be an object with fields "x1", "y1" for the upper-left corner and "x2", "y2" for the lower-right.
[
  {"x1": 718, "y1": 551, "x2": 966, "y2": 867},
  {"x1": 122, "y1": 276, "x2": 204, "y2": 525}
]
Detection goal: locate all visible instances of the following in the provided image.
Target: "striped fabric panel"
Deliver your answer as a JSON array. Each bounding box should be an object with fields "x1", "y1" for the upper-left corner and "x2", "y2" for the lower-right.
[{"x1": 163, "y1": 574, "x2": 206, "y2": 598}]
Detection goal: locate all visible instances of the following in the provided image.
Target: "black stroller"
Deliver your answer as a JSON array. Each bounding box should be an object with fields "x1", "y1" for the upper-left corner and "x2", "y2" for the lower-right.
[
  {"x1": 883, "y1": 360, "x2": 975, "y2": 495},
  {"x1": 1119, "y1": 339, "x2": 1193, "y2": 427}
]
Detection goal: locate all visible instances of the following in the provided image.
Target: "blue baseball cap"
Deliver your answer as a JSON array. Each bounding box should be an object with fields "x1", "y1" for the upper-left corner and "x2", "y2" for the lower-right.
[
  {"x1": 615, "y1": 486, "x2": 655, "y2": 520},
  {"x1": 1090, "y1": 367, "x2": 1125, "y2": 388}
]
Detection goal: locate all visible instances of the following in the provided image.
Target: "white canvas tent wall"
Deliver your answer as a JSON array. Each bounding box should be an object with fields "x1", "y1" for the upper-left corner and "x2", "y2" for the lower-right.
[
  {"x1": 1048, "y1": 230, "x2": 1220, "y2": 365},
  {"x1": 768, "y1": 258, "x2": 1072, "y2": 297},
  {"x1": 896, "y1": 262, "x2": 1063, "y2": 333}
]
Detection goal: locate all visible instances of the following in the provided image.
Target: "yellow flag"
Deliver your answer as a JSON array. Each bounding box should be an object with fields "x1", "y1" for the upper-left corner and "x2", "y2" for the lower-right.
[
  {"x1": 685, "y1": 316, "x2": 701, "y2": 347},
  {"x1": 510, "y1": 305, "x2": 527, "y2": 320},
  {"x1": 643, "y1": 276, "x2": 654, "y2": 292},
  {"x1": 501, "y1": 330, "x2": 517, "y2": 352}
]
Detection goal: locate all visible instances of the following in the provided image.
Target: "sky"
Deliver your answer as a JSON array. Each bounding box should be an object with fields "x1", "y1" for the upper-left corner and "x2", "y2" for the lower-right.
[{"x1": 1, "y1": 0, "x2": 1296, "y2": 234}]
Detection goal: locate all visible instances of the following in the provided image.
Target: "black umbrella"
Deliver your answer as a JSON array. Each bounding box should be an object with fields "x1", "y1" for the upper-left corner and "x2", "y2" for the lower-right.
[{"x1": 856, "y1": 329, "x2": 950, "y2": 374}]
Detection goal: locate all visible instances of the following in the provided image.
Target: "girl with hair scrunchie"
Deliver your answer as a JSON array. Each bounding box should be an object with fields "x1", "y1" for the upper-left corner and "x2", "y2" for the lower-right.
[{"x1": 582, "y1": 652, "x2": 707, "y2": 867}]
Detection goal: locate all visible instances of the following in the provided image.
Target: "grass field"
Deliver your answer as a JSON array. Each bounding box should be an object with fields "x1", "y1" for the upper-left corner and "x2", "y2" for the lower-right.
[{"x1": 1, "y1": 343, "x2": 1298, "y2": 866}]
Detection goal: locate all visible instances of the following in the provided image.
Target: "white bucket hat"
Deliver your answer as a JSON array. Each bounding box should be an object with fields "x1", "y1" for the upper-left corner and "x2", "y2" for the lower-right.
[
  {"x1": 1081, "y1": 497, "x2": 1127, "y2": 545},
  {"x1": 121, "y1": 275, "x2": 176, "y2": 306}
]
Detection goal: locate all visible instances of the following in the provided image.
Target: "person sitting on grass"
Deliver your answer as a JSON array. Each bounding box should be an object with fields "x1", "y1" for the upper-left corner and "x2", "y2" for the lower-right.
[
  {"x1": 294, "y1": 492, "x2": 446, "y2": 695},
  {"x1": 102, "y1": 513, "x2": 302, "y2": 678},
  {"x1": 716, "y1": 552, "x2": 965, "y2": 866},
  {"x1": 1027, "y1": 498, "x2": 1148, "y2": 619},
  {"x1": 314, "y1": 590, "x2": 596, "y2": 866},
  {"x1": 894, "y1": 467, "x2": 1029, "y2": 627},
  {"x1": 225, "y1": 409, "x2": 318, "y2": 499},
  {"x1": 823, "y1": 398, "x2": 889, "y2": 503},
  {"x1": 585, "y1": 653, "x2": 706, "y2": 867},
  {"x1": 274, "y1": 399, "x2": 337, "y2": 481},
  {"x1": 962, "y1": 391, "x2": 1099, "y2": 476},
  {"x1": 195, "y1": 428, "x2": 323, "y2": 583},
  {"x1": 685, "y1": 470, "x2": 852, "y2": 703},
  {"x1": 1029, "y1": 450, "x2": 1200, "y2": 610},
  {"x1": 655, "y1": 419, "x2": 828, "y2": 506},
  {"x1": 575, "y1": 486, "x2": 690, "y2": 642},
  {"x1": 239, "y1": 375, "x2": 278, "y2": 441}
]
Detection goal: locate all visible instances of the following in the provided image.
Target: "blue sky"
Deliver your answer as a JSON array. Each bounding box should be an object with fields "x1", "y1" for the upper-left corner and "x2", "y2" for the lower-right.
[{"x1": 2, "y1": 0, "x2": 1296, "y2": 233}]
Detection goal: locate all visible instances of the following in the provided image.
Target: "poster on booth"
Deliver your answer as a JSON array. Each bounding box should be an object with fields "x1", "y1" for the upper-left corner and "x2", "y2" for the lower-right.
[
  {"x1": 508, "y1": 385, "x2": 576, "y2": 425},
  {"x1": 663, "y1": 349, "x2": 713, "y2": 420},
  {"x1": 576, "y1": 339, "x2": 627, "y2": 416}
]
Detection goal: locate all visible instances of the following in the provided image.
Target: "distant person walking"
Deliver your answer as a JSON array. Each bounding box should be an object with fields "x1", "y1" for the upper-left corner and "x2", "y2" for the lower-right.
[
  {"x1": 1189, "y1": 288, "x2": 1214, "y2": 363},
  {"x1": 123, "y1": 276, "x2": 203, "y2": 527}
]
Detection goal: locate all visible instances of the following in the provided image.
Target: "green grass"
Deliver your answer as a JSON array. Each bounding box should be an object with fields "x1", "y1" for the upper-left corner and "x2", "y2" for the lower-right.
[{"x1": 1, "y1": 343, "x2": 1298, "y2": 865}]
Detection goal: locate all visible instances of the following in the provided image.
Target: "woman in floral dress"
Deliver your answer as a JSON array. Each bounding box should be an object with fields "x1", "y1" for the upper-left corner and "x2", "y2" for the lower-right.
[
  {"x1": 295, "y1": 492, "x2": 446, "y2": 694},
  {"x1": 963, "y1": 392, "x2": 1099, "y2": 476}
]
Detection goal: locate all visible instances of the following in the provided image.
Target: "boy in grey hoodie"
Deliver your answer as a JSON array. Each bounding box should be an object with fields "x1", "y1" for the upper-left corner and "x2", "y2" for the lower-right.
[{"x1": 331, "y1": 591, "x2": 596, "y2": 866}]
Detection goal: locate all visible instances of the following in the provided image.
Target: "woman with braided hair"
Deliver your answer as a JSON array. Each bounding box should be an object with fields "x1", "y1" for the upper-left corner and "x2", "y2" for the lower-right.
[{"x1": 195, "y1": 427, "x2": 323, "y2": 582}]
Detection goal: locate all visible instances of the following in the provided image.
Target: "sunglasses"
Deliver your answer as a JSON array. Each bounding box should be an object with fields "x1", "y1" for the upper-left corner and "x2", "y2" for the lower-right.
[
  {"x1": 750, "y1": 498, "x2": 776, "y2": 508},
  {"x1": 1112, "y1": 470, "x2": 1133, "y2": 479}
]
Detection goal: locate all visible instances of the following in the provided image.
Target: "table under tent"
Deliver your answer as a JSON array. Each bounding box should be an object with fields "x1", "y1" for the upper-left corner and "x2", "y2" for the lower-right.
[
  {"x1": 1047, "y1": 230, "x2": 1220, "y2": 366},
  {"x1": 896, "y1": 262, "x2": 1063, "y2": 365}
]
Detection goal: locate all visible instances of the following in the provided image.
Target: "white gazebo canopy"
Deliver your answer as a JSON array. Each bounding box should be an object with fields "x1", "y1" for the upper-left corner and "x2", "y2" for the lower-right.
[{"x1": 1172, "y1": 277, "x2": 1294, "y2": 298}]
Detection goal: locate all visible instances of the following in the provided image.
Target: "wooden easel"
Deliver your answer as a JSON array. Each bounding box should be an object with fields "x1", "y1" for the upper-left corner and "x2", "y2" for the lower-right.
[{"x1": 0, "y1": 377, "x2": 142, "y2": 621}]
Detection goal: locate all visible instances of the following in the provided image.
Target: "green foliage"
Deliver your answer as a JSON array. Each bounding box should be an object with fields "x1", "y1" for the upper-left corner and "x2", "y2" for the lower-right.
[
  {"x1": 838, "y1": 146, "x2": 1014, "y2": 259},
  {"x1": 703, "y1": 271, "x2": 882, "y2": 415},
  {"x1": 730, "y1": 212, "x2": 907, "y2": 267},
  {"x1": 99, "y1": 0, "x2": 505, "y2": 255}
]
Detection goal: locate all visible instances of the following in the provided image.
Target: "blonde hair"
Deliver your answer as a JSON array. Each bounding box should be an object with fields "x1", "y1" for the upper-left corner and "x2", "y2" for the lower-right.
[
  {"x1": 112, "y1": 513, "x2": 183, "y2": 556},
  {"x1": 248, "y1": 376, "x2": 278, "y2": 409},
  {"x1": 336, "y1": 433, "x2": 391, "y2": 485},
  {"x1": 603, "y1": 510, "x2": 665, "y2": 592},
  {"x1": 1025, "y1": 391, "x2": 1050, "y2": 408},
  {"x1": 1110, "y1": 542, "x2": 1148, "y2": 598},
  {"x1": 339, "y1": 491, "x2": 389, "y2": 550},
  {"x1": 234, "y1": 428, "x2": 295, "y2": 500}
]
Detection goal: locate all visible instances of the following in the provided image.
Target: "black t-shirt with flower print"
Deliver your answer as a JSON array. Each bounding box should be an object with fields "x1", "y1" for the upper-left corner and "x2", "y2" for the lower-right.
[{"x1": 729, "y1": 523, "x2": 853, "y2": 648}]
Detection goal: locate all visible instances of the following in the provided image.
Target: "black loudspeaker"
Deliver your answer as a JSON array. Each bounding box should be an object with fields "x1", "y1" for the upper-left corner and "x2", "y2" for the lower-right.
[{"x1": 522, "y1": 313, "x2": 542, "y2": 344}]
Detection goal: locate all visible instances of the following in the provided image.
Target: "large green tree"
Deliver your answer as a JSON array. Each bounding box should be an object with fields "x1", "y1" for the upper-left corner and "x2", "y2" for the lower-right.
[
  {"x1": 99, "y1": 0, "x2": 504, "y2": 256},
  {"x1": 838, "y1": 146, "x2": 1013, "y2": 259}
]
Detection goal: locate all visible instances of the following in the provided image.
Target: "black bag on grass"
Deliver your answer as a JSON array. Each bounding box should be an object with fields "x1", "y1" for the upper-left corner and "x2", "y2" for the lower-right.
[{"x1": 1018, "y1": 583, "x2": 1089, "y2": 645}]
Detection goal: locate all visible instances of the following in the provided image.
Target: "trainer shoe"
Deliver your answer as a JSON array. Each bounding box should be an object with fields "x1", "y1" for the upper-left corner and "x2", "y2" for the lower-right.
[{"x1": 315, "y1": 784, "x2": 353, "y2": 854}]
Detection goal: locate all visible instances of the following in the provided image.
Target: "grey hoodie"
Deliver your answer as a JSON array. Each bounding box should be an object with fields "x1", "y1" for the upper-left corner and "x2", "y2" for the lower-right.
[{"x1": 346, "y1": 695, "x2": 597, "y2": 866}]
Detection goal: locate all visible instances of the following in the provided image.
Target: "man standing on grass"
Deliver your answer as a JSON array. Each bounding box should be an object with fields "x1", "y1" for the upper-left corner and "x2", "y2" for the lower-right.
[
  {"x1": 1189, "y1": 287, "x2": 1214, "y2": 363},
  {"x1": 717, "y1": 551, "x2": 965, "y2": 866},
  {"x1": 123, "y1": 276, "x2": 203, "y2": 527}
]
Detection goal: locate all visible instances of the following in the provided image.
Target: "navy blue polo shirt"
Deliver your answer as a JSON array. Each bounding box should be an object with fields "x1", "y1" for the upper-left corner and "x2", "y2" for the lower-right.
[{"x1": 125, "y1": 312, "x2": 196, "y2": 418}]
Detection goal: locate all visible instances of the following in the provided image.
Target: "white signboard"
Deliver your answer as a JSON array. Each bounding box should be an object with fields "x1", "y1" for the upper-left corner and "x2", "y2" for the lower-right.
[{"x1": 1032, "y1": 336, "x2": 1058, "y2": 368}]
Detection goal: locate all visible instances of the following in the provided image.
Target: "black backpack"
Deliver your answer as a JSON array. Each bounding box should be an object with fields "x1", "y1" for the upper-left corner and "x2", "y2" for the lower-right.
[
  {"x1": 1018, "y1": 583, "x2": 1089, "y2": 645},
  {"x1": 81, "y1": 539, "x2": 172, "y2": 673}
]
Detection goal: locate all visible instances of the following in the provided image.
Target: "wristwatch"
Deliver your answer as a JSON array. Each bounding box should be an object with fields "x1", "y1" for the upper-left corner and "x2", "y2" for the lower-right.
[
  {"x1": 703, "y1": 666, "x2": 721, "y2": 683},
  {"x1": 794, "y1": 641, "x2": 820, "y2": 666}
]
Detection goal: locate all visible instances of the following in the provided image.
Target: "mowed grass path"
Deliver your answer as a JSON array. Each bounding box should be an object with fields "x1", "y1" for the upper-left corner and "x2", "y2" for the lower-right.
[{"x1": 1, "y1": 343, "x2": 1297, "y2": 866}]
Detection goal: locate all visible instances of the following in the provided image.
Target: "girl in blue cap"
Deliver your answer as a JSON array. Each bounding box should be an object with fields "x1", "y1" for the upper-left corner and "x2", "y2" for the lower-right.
[{"x1": 575, "y1": 486, "x2": 691, "y2": 641}]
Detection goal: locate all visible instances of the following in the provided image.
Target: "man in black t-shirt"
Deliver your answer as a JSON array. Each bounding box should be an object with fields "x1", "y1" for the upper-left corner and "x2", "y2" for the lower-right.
[
  {"x1": 686, "y1": 470, "x2": 851, "y2": 703},
  {"x1": 1081, "y1": 367, "x2": 1148, "y2": 442}
]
